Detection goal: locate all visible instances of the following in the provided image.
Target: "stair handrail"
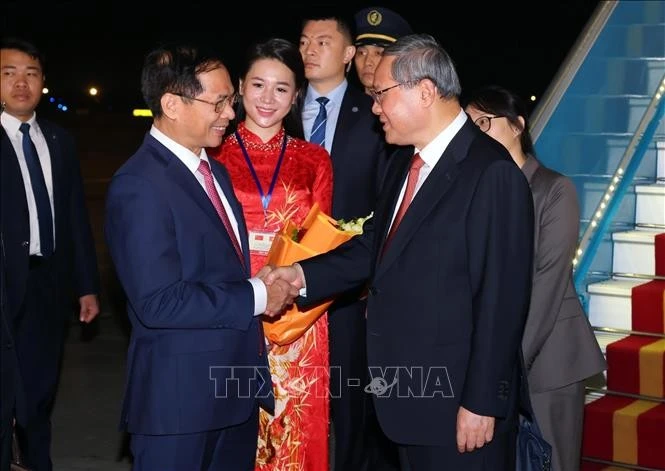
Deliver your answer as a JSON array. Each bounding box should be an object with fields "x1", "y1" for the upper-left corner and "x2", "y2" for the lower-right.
[
  {"x1": 593, "y1": 324, "x2": 665, "y2": 338},
  {"x1": 586, "y1": 386, "x2": 665, "y2": 403},
  {"x1": 582, "y1": 456, "x2": 665, "y2": 471},
  {"x1": 573, "y1": 75, "x2": 665, "y2": 291},
  {"x1": 530, "y1": 0, "x2": 616, "y2": 140}
]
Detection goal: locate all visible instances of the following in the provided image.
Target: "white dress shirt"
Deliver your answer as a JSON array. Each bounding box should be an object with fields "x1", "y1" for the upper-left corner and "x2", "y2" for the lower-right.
[
  {"x1": 388, "y1": 109, "x2": 468, "y2": 230},
  {"x1": 1, "y1": 112, "x2": 56, "y2": 256}
]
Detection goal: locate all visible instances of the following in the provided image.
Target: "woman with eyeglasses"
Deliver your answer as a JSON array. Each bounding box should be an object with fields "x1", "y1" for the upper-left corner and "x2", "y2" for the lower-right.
[
  {"x1": 465, "y1": 85, "x2": 605, "y2": 471},
  {"x1": 209, "y1": 38, "x2": 333, "y2": 471}
]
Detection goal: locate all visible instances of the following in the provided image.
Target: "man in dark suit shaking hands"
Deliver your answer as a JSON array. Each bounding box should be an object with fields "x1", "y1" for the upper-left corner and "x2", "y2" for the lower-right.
[
  {"x1": 104, "y1": 43, "x2": 298, "y2": 470},
  {"x1": 266, "y1": 34, "x2": 534, "y2": 470},
  {"x1": 0, "y1": 37, "x2": 101, "y2": 471}
]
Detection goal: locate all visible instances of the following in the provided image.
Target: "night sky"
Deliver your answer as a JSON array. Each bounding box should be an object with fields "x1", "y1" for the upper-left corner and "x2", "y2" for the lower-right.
[{"x1": 2, "y1": 1, "x2": 601, "y2": 114}]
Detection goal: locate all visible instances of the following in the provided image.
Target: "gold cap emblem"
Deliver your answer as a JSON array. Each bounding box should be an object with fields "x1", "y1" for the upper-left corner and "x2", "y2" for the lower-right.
[{"x1": 366, "y1": 10, "x2": 382, "y2": 26}]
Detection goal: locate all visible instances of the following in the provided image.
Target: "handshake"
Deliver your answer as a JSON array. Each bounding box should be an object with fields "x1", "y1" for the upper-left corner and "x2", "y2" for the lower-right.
[{"x1": 256, "y1": 264, "x2": 306, "y2": 318}]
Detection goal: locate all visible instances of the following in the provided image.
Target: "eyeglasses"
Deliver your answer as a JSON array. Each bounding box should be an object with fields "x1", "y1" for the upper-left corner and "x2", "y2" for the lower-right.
[
  {"x1": 175, "y1": 93, "x2": 238, "y2": 113},
  {"x1": 473, "y1": 115, "x2": 505, "y2": 133},
  {"x1": 368, "y1": 83, "x2": 407, "y2": 104}
]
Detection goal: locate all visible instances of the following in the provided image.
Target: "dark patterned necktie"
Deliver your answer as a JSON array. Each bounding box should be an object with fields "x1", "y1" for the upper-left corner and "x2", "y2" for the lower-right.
[{"x1": 19, "y1": 122, "x2": 54, "y2": 257}]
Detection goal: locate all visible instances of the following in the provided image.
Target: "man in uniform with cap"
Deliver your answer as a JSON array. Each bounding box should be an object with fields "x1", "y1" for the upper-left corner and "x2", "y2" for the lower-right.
[{"x1": 353, "y1": 7, "x2": 413, "y2": 94}]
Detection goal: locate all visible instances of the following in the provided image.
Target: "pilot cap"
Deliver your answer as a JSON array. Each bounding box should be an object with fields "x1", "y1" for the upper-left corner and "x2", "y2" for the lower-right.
[{"x1": 354, "y1": 7, "x2": 413, "y2": 47}]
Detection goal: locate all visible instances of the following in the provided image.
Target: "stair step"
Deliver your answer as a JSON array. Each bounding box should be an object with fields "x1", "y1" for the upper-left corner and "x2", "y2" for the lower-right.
[
  {"x1": 582, "y1": 395, "x2": 665, "y2": 469},
  {"x1": 580, "y1": 57, "x2": 665, "y2": 96},
  {"x1": 536, "y1": 133, "x2": 661, "y2": 178},
  {"x1": 562, "y1": 95, "x2": 653, "y2": 133},
  {"x1": 581, "y1": 181, "x2": 640, "y2": 223},
  {"x1": 635, "y1": 183, "x2": 665, "y2": 227},
  {"x1": 588, "y1": 279, "x2": 647, "y2": 330},
  {"x1": 596, "y1": 330, "x2": 631, "y2": 354},
  {"x1": 601, "y1": 22, "x2": 665, "y2": 57},
  {"x1": 606, "y1": 335, "x2": 665, "y2": 399},
  {"x1": 612, "y1": 229, "x2": 663, "y2": 275}
]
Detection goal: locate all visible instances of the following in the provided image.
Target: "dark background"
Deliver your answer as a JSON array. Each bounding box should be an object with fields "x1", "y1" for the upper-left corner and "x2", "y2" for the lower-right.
[
  {"x1": 2, "y1": 1, "x2": 601, "y2": 115},
  {"x1": 1, "y1": 1, "x2": 603, "y2": 317}
]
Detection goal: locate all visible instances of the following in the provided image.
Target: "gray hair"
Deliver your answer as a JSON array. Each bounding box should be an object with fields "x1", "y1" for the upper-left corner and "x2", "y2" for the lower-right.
[{"x1": 383, "y1": 33, "x2": 462, "y2": 99}]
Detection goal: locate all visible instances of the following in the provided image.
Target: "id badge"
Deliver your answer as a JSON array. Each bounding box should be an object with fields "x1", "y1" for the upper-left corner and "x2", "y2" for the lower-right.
[{"x1": 248, "y1": 230, "x2": 276, "y2": 255}]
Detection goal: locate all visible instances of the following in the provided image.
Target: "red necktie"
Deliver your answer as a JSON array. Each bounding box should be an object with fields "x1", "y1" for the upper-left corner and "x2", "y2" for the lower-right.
[
  {"x1": 197, "y1": 160, "x2": 245, "y2": 267},
  {"x1": 383, "y1": 153, "x2": 425, "y2": 252}
]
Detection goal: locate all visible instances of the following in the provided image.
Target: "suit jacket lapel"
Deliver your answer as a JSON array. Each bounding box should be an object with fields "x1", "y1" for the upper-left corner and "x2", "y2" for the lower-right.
[
  {"x1": 375, "y1": 120, "x2": 476, "y2": 277},
  {"x1": 210, "y1": 161, "x2": 251, "y2": 269},
  {"x1": 155, "y1": 139, "x2": 236, "y2": 251},
  {"x1": 38, "y1": 120, "x2": 63, "y2": 226},
  {"x1": 375, "y1": 146, "x2": 413, "y2": 253},
  {"x1": 329, "y1": 87, "x2": 363, "y2": 162}
]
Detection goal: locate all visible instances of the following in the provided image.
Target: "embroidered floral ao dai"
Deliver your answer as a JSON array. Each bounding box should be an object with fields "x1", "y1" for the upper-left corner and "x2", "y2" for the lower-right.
[{"x1": 212, "y1": 122, "x2": 333, "y2": 471}]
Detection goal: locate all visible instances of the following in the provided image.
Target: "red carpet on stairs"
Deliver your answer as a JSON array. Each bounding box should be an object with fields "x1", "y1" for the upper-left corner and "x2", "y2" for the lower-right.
[
  {"x1": 630, "y1": 279, "x2": 665, "y2": 333},
  {"x1": 606, "y1": 335, "x2": 665, "y2": 397},
  {"x1": 582, "y1": 232, "x2": 665, "y2": 470},
  {"x1": 655, "y1": 233, "x2": 665, "y2": 275},
  {"x1": 583, "y1": 395, "x2": 665, "y2": 469}
]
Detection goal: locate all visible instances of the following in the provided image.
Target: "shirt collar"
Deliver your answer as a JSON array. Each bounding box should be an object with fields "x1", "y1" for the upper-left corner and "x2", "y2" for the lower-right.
[
  {"x1": 150, "y1": 125, "x2": 210, "y2": 174},
  {"x1": 416, "y1": 108, "x2": 467, "y2": 168},
  {"x1": 305, "y1": 79, "x2": 348, "y2": 107},
  {"x1": 1, "y1": 111, "x2": 37, "y2": 137}
]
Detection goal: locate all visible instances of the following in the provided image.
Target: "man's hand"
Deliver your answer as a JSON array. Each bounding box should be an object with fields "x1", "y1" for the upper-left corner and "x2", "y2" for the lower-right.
[
  {"x1": 456, "y1": 406, "x2": 495, "y2": 452},
  {"x1": 255, "y1": 264, "x2": 273, "y2": 280},
  {"x1": 264, "y1": 278, "x2": 299, "y2": 317},
  {"x1": 79, "y1": 294, "x2": 100, "y2": 323},
  {"x1": 264, "y1": 264, "x2": 305, "y2": 290}
]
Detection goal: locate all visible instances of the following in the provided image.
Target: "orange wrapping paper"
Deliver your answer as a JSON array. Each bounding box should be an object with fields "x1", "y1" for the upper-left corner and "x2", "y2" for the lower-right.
[{"x1": 262, "y1": 204, "x2": 356, "y2": 346}]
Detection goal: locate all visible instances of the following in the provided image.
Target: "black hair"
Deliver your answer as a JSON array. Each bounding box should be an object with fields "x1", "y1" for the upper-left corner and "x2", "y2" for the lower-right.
[
  {"x1": 229, "y1": 38, "x2": 305, "y2": 139},
  {"x1": 465, "y1": 85, "x2": 536, "y2": 155}
]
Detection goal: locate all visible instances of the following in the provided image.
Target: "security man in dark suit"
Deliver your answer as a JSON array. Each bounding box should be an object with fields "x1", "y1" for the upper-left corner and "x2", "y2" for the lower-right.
[
  {"x1": 1, "y1": 218, "x2": 20, "y2": 471},
  {"x1": 299, "y1": 11, "x2": 391, "y2": 471},
  {"x1": 0, "y1": 37, "x2": 100, "y2": 471}
]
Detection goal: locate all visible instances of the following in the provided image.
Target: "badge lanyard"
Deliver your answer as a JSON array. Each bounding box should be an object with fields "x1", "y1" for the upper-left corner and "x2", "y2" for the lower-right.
[{"x1": 235, "y1": 131, "x2": 288, "y2": 225}]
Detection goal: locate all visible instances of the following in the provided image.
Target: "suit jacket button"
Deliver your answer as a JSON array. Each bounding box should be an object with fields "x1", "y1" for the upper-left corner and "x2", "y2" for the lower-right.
[
  {"x1": 368, "y1": 287, "x2": 379, "y2": 296},
  {"x1": 498, "y1": 381, "x2": 509, "y2": 400},
  {"x1": 22, "y1": 241, "x2": 29, "y2": 247}
]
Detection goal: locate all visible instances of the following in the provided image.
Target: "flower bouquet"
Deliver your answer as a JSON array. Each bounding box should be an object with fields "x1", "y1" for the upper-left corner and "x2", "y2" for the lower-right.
[{"x1": 263, "y1": 203, "x2": 372, "y2": 346}]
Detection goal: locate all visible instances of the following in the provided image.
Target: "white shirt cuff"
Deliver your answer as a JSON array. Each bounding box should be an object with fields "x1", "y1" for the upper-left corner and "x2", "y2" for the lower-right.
[
  {"x1": 294, "y1": 262, "x2": 307, "y2": 297},
  {"x1": 248, "y1": 277, "x2": 267, "y2": 316}
]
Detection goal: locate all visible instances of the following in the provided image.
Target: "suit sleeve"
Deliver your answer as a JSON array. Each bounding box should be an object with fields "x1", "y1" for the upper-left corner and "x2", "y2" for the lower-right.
[
  {"x1": 462, "y1": 160, "x2": 534, "y2": 417},
  {"x1": 65, "y1": 132, "x2": 100, "y2": 296},
  {"x1": 299, "y1": 216, "x2": 375, "y2": 304},
  {"x1": 522, "y1": 176, "x2": 580, "y2": 367},
  {"x1": 104, "y1": 173, "x2": 254, "y2": 330}
]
